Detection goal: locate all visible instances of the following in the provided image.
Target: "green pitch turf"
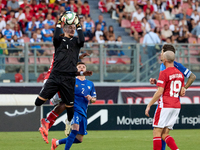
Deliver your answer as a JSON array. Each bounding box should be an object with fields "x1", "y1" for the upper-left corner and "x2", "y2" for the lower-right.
[{"x1": 0, "y1": 129, "x2": 199, "y2": 150}]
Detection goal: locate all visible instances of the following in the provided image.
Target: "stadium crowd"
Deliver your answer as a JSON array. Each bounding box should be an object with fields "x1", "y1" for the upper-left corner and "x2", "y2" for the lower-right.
[{"x1": 0, "y1": 0, "x2": 200, "y2": 66}]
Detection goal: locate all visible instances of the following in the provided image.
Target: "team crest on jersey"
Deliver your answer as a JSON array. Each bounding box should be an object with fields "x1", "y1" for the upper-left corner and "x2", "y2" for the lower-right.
[
  {"x1": 76, "y1": 85, "x2": 78, "y2": 87},
  {"x1": 88, "y1": 86, "x2": 90, "y2": 89}
]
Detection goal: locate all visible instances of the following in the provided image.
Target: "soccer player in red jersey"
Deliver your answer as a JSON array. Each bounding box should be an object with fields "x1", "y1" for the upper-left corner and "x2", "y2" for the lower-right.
[{"x1": 145, "y1": 51, "x2": 185, "y2": 150}]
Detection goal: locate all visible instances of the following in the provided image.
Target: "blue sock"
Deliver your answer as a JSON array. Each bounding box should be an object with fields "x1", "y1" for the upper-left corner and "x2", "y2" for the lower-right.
[
  {"x1": 161, "y1": 139, "x2": 166, "y2": 150},
  {"x1": 65, "y1": 130, "x2": 78, "y2": 150},
  {"x1": 59, "y1": 138, "x2": 67, "y2": 145},
  {"x1": 73, "y1": 138, "x2": 81, "y2": 144}
]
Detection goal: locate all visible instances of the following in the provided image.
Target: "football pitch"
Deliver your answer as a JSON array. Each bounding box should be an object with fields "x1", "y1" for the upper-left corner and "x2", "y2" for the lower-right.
[{"x1": 0, "y1": 129, "x2": 199, "y2": 150}]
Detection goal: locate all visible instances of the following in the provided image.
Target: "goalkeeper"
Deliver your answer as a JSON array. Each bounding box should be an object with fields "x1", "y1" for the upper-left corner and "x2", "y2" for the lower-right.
[{"x1": 35, "y1": 12, "x2": 92, "y2": 136}]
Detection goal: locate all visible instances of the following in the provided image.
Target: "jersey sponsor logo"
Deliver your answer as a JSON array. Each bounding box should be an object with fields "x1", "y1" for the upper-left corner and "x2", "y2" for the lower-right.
[{"x1": 87, "y1": 109, "x2": 108, "y2": 125}]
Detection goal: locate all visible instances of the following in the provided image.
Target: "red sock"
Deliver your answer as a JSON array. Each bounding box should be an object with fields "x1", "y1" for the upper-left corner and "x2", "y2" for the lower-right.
[
  {"x1": 165, "y1": 135, "x2": 179, "y2": 150},
  {"x1": 47, "y1": 111, "x2": 59, "y2": 129},
  {"x1": 153, "y1": 137, "x2": 162, "y2": 150}
]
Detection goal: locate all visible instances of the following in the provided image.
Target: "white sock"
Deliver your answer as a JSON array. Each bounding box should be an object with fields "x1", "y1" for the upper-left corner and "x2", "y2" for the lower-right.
[{"x1": 56, "y1": 140, "x2": 59, "y2": 146}]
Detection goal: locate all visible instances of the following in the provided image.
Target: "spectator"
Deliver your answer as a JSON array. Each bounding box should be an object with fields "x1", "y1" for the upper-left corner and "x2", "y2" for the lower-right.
[
  {"x1": 13, "y1": 24, "x2": 23, "y2": 40},
  {"x1": 0, "y1": 32, "x2": 8, "y2": 71},
  {"x1": 41, "y1": 24, "x2": 53, "y2": 42},
  {"x1": 30, "y1": 0, "x2": 38, "y2": 14},
  {"x1": 145, "y1": 8, "x2": 155, "y2": 29},
  {"x1": 95, "y1": 15, "x2": 107, "y2": 31},
  {"x1": 65, "y1": 1, "x2": 71, "y2": 11},
  {"x1": 24, "y1": 6, "x2": 34, "y2": 22},
  {"x1": 37, "y1": 67, "x2": 48, "y2": 83},
  {"x1": 46, "y1": 7, "x2": 57, "y2": 19},
  {"x1": 10, "y1": 35, "x2": 24, "y2": 55},
  {"x1": 143, "y1": 29, "x2": 161, "y2": 72},
  {"x1": 172, "y1": 24, "x2": 180, "y2": 40},
  {"x1": 186, "y1": 4, "x2": 193, "y2": 19},
  {"x1": 35, "y1": 8, "x2": 45, "y2": 21},
  {"x1": 124, "y1": 0, "x2": 136, "y2": 21},
  {"x1": 161, "y1": 24, "x2": 173, "y2": 41},
  {"x1": 36, "y1": 29, "x2": 42, "y2": 41},
  {"x1": 83, "y1": 16, "x2": 94, "y2": 41},
  {"x1": 141, "y1": 17, "x2": 151, "y2": 33},
  {"x1": 178, "y1": 18, "x2": 187, "y2": 27},
  {"x1": 177, "y1": 25, "x2": 189, "y2": 43},
  {"x1": 154, "y1": 26, "x2": 161, "y2": 39},
  {"x1": 20, "y1": 0, "x2": 31, "y2": 12},
  {"x1": 170, "y1": 35, "x2": 177, "y2": 44},
  {"x1": 38, "y1": 0, "x2": 48, "y2": 14},
  {"x1": 5, "y1": 10, "x2": 15, "y2": 22},
  {"x1": 7, "y1": 0, "x2": 19, "y2": 12},
  {"x1": 143, "y1": 0, "x2": 154, "y2": 14},
  {"x1": 188, "y1": 18, "x2": 196, "y2": 33},
  {"x1": 0, "y1": 8, "x2": 7, "y2": 20},
  {"x1": 116, "y1": 0, "x2": 125, "y2": 26},
  {"x1": 26, "y1": 16, "x2": 38, "y2": 38},
  {"x1": 7, "y1": 17, "x2": 17, "y2": 30},
  {"x1": 106, "y1": 0, "x2": 116, "y2": 12},
  {"x1": 98, "y1": 0, "x2": 107, "y2": 13},
  {"x1": 169, "y1": 20, "x2": 177, "y2": 31},
  {"x1": 192, "y1": 1, "x2": 200, "y2": 12},
  {"x1": 163, "y1": 37, "x2": 171, "y2": 44},
  {"x1": 43, "y1": 14, "x2": 55, "y2": 32},
  {"x1": 95, "y1": 23, "x2": 103, "y2": 43},
  {"x1": 30, "y1": 32, "x2": 46, "y2": 56},
  {"x1": 2, "y1": 24, "x2": 14, "y2": 41},
  {"x1": 153, "y1": 0, "x2": 166, "y2": 22},
  {"x1": 81, "y1": 0, "x2": 90, "y2": 17},
  {"x1": 37, "y1": 16, "x2": 45, "y2": 30},
  {"x1": 0, "y1": 0, "x2": 5, "y2": 12},
  {"x1": 0, "y1": 16, "x2": 6, "y2": 32},
  {"x1": 137, "y1": 0, "x2": 148, "y2": 9},
  {"x1": 107, "y1": 25, "x2": 115, "y2": 40},
  {"x1": 15, "y1": 8, "x2": 26, "y2": 23},
  {"x1": 166, "y1": 0, "x2": 174, "y2": 13},
  {"x1": 98, "y1": 34, "x2": 105, "y2": 44},
  {"x1": 115, "y1": 35, "x2": 124, "y2": 56},
  {"x1": 69, "y1": 0, "x2": 78, "y2": 13},
  {"x1": 15, "y1": 67, "x2": 23, "y2": 83},
  {"x1": 131, "y1": 8, "x2": 145, "y2": 22},
  {"x1": 103, "y1": 26, "x2": 108, "y2": 41},
  {"x1": 48, "y1": 1, "x2": 59, "y2": 14},
  {"x1": 130, "y1": 17, "x2": 144, "y2": 42},
  {"x1": 172, "y1": 2, "x2": 184, "y2": 20},
  {"x1": 191, "y1": 10, "x2": 200, "y2": 23},
  {"x1": 107, "y1": 35, "x2": 117, "y2": 56}
]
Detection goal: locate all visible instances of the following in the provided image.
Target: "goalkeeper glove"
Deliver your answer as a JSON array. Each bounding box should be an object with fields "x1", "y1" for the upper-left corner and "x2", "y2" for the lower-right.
[
  {"x1": 74, "y1": 14, "x2": 81, "y2": 29},
  {"x1": 57, "y1": 11, "x2": 67, "y2": 25}
]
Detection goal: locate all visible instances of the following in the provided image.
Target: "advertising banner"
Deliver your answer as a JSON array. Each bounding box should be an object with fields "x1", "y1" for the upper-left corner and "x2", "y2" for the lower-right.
[
  {"x1": 0, "y1": 106, "x2": 40, "y2": 131},
  {"x1": 43, "y1": 104, "x2": 200, "y2": 131},
  {"x1": 120, "y1": 86, "x2": 200, "y2": 104}
]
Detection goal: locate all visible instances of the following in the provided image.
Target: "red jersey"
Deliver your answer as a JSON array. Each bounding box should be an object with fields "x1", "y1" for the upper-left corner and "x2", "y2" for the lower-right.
[
  {"x1": 131, "y1": 21, "x2": 142, "y2": 32},
  {"x1": 15, "y1": 73, "x2": 23, "y2": 83},
  {"x1": 25, "y1": 12, "x2": 33, "y2": 21},
  {"x1": 37, "y1": 72, "x2": 48, "y2": 82},
  {"x1": 143, "y1": 5, "x2": 154, "y2": 13},
  {"x1": 44, "y1": 53, "x2": 54, "y2": 80},
  {"x1": 156, "y1": 67, "x2": 184, "y2": 108},
  {"x1": 48, "y1": 3, "x2": 59, "y2": 13},
  {"x1": 81, "y1": 5, "x2": 90, "y2": 15},
  {"x1": 69, "y1": 4, "x2": 77, "y2": 13},
  {"x1": 31, "y1": 4, "x2": 39, "y2": 13},
  {"x1": 35, "y1": 12, "x2": 45, "y2": 20},
  {"x1": 37, "y1": 3, "x2": 48, "y2": 13}
]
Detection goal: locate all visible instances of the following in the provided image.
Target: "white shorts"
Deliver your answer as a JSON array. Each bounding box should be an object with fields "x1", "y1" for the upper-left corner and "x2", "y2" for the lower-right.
[
  {"x1": 153, "y1": 107, "x2": 180, "y2": 130},
  {"x1": 43, "y1": 79, "x2": 62, "y2": 105}
]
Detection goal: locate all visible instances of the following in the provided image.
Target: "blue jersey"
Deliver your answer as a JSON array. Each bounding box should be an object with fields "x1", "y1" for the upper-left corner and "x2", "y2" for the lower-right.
[
  {"x1": 160, "y1": 61, "x2": 191, "y2": 78},
  {"x1": 74, "y1": 78, "x2": 96, "y2": 118}
]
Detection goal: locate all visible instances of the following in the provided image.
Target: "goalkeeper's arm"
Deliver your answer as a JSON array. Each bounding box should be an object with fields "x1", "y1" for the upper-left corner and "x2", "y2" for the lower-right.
[{"x1": 74, "y1": 15, "x2": 85, "y2": 47}]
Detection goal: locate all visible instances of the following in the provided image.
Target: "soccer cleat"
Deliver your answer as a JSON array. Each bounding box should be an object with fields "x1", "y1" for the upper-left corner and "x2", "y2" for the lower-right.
[
  {"x1": 41, "y1": 118, "x2": 49, "y2": 136},
  {"x1": 51, "y1": 138, "x2": 58, "y2": 150},
  {"x1": 39, "y1": 127, "x2": 49, "y2": 144},
  {"x1": 64, "y1": 120, "x2": 71, "y2": 137}
]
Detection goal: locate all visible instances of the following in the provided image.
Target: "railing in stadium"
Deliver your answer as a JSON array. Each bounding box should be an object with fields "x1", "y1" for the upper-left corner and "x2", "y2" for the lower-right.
[{"x1": 0, "y1": 42, "x2": 199, "y2": 83}]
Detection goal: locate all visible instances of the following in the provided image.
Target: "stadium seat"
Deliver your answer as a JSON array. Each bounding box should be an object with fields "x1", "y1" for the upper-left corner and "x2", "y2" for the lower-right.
[
  {"x1": 121, "y1": 19, "x2": 131, "y2": 28},
  {"x1": 161, "y1": 20, "x2": 170, "y2": 28},
  {"x1": 188, "y1": 37, "x2": 197, "y2": 44},
  {"x1": 121, "y1": 55, "x2": 131, "y2": 64},
  {"x1": 190, "y1": 57, "x2": 199, "y2": 64},
  {"x1": 39, "y1": 57, "x2": 50, "y2": 64},
  {"x1": 153, "y1": 20, "x2": 160, "y2": 28},
  {"x1": 169, "y1": 20, "x2": 178, "y2": 25},
  {"x1": 29, "y1": 57, "x2": 39, "y2": 64},
  {"x1": 197, "y1": 38, "x2": 200, "y2": 43},
  {"x1": 7, "y1": 57, "x2": 20, "y2": 64},
  {"x1": 22, "y1": 37, "x2": 30, "y2": 43},
  {"x1": 91, "y1": 57, "x2": 99, "y2": 64},
  {"x1": 81, "y1": 57, "x2": 92, "y2": 64}
]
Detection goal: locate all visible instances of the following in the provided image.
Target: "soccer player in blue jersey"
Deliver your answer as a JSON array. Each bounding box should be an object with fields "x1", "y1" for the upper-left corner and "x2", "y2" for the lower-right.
[
  {"x1": 51, "y1": 62, "x2": 96, "y2": 150},
  {"x1": 149, "y1": 44, "x2": 196, "y2": 150}
]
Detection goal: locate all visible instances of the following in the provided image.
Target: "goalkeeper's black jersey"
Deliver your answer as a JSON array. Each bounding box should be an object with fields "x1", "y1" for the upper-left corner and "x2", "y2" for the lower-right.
[{"x1": 51, "y1": 27, "x2": 85, "y2": 75}]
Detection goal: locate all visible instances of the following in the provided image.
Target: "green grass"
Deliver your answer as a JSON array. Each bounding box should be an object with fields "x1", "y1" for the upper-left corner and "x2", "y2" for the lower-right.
[{"x1": 0, "y1": 129, "x2": 199, "y2": 150}]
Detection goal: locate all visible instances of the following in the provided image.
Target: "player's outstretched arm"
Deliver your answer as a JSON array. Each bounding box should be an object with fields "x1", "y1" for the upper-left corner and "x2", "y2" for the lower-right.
[
  {"x1": 76, "y1": 71, "x2": 93, "y2": 76},
  {"x1": 184, "y1": 73, "x2": 196, "y2": 89},
  {"x1": 74, "y1": 14, "x2": 85, "y2": 47},
  {"x1": 79, "y1": 53, "x2": 90, "y2": 59},
  {"x1": 145, "y1": 87, "x2": 164, "y2": 117}
]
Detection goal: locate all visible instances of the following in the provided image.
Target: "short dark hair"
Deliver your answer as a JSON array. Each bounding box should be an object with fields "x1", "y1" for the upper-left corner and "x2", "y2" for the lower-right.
[
  {"x1": 44, "y1": 66, "x2": 48, "y2": 72},
  {"x1": 16, "y1": 67, "x2": 21, "y2": 73},
  {"x1": 77, "y1": 62, "x2": 86, "y2": 66},
  {"x1": 162, "y1": 44, "x2": 176, "y2": 53},
  {"x1": 84, "y1": 0, "x2": 88, "y2": 4}
]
